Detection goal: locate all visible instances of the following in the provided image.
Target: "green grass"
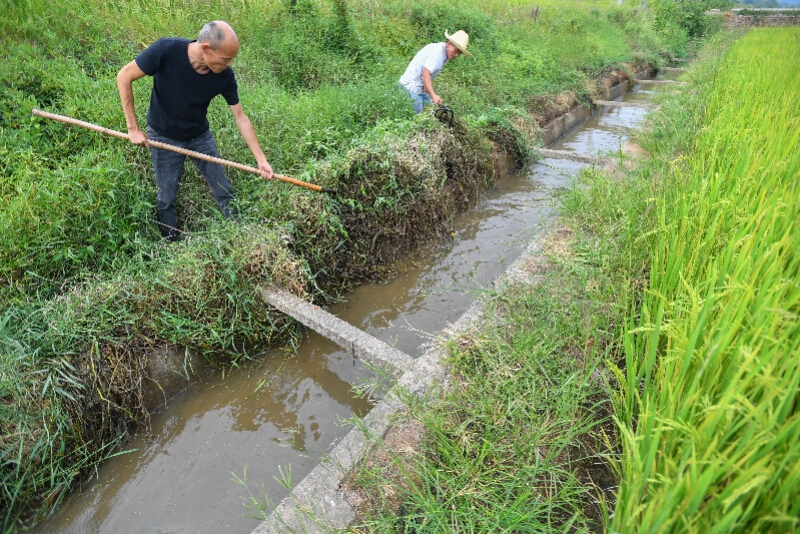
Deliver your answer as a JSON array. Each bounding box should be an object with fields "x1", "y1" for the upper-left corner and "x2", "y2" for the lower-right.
[
  {"x1": 346, "y1": 260, "x2": 627, "y2": 532},
  {"x1": 0, "y1": 0, "x2": 732, "y2": 528},
  {"x1": 336, "y1": 23, "x2": 800, "y2": 534}
]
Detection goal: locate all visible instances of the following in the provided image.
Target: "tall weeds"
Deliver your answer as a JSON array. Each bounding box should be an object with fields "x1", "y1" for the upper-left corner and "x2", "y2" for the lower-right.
[{"x1": 0, "y1": 0, "x2": 722, "y2": 528}]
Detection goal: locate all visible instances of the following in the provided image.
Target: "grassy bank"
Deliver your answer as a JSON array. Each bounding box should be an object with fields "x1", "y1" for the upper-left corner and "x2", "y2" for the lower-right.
[
  {"x1": 0, "y1": 0, "x2": 728, "y2": 528},
  {"x1": 342, "y1": 222, "x2": 636, "y2": 531},
  {"x1": 343, "y1": 26, "x2": 800, "y2": 533}
]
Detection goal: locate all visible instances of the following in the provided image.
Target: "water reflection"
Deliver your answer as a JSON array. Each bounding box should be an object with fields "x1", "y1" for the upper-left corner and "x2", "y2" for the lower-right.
[{"x1": 33, "y1": 345, "x2": 372, "y2": 534}]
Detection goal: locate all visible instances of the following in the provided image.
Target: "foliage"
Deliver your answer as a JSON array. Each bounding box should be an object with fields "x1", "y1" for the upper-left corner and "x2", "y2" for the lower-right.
[
  {"x1": 409, "y1": 2, "x2": 499, "y2": 51},
  {"x1": 651, "y1": 0, "x2": 732, "y2": 54}
]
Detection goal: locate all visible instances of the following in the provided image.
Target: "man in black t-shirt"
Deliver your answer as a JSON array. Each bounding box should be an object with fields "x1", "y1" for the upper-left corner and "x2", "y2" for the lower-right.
[{"x1": 117, "y1": 20, "x2": 273, "y2": 241}]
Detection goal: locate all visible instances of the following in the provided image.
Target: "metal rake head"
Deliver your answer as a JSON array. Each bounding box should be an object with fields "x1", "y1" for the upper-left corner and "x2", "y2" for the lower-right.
[{"x1": 434, "y1": 102, "x2": 454, "y2": 127}]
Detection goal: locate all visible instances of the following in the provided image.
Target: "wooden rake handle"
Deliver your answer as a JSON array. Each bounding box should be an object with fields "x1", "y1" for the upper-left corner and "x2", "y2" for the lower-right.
[{"x1": 31, "y1": 108, "x2": 337, "y2": 195}]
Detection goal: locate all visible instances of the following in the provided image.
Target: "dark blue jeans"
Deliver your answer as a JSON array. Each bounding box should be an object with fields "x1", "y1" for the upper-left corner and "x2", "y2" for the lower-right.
[{"x1": 147, "y1": 128, "x2": 237, "y2": 240}]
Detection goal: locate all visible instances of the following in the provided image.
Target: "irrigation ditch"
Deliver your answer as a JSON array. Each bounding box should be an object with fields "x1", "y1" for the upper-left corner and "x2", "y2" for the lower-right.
[
  {"x1": 139, "y1": 64, "x2": 654, "y2": 411},
  {"x1": 27, "y1": 62, "x2": 683, "y2": 533},
  {"x1": 250, "y1": 64, "x2": 678, "y2": 534}
]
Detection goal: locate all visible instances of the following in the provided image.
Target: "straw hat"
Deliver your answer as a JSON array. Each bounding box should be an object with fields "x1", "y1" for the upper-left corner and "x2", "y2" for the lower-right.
[{"x1": 445, "y1": 29, "x2": 471, "y2": 56}]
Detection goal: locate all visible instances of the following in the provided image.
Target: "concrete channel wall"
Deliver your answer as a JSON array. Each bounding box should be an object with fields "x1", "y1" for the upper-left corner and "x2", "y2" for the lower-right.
[
  {"x1": 541, "y1": 66, "x2": 652, "y2": 146},
  {"x1": 249, "y1": 66, "x2": 660, "y2": 533}
]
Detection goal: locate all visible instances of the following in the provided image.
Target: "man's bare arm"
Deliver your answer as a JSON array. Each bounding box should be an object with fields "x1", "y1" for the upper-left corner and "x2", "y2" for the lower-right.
[
  {"x1": 230, "y1": 103, "x2": 273, "y2": 180},
  {"x1": 117, "y1": 60, "x2": 149, "y2": 146},
  {"x1": 421, "y1": 68, "x2": 442, "y2": 106}
]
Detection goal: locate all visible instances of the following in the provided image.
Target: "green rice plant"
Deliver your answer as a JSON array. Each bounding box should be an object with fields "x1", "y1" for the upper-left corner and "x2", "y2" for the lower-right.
[{"x1": 611, "y1": 28, "x2": 800, "y2": 533}]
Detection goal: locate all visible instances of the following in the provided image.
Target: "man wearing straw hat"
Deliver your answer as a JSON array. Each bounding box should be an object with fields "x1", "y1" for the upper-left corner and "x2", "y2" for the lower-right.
[
  {"x1": 117, "y1": 20, "x2": 273, "y2": 241},
  {"x1": 398, "y1": 30, "x2": 471, "y2": 114}
]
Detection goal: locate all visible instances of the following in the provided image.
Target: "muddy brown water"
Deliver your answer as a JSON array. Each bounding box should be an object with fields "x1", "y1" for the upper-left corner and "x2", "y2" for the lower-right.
[{"x1": 32, "y1": 73, "x2": 673, "y2": 534}]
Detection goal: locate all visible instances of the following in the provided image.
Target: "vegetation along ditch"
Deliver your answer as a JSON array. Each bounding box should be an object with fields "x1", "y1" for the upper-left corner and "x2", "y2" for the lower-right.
[{"x1": 1, "y1": 0, "x2": 775, "y2": 531}]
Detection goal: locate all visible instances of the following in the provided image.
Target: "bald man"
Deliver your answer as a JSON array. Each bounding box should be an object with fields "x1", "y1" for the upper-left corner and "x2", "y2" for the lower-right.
[{"x1": 117, "y1": 21, "x2": 273, "y2": 241}]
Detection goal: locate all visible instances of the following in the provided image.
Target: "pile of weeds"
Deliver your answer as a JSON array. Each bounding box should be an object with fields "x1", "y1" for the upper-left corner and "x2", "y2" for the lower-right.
[{"x1": 303, "y1": 115, "x2": 496, "y2": 282}]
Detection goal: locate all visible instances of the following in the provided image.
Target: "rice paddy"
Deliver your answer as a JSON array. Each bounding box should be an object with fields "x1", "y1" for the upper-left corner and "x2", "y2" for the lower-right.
[{"x1": 611, "y1": 27, "x2": 800, "y2": 533}]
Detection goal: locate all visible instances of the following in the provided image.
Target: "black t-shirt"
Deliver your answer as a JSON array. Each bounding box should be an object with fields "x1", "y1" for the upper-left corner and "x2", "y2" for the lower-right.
[{"x1": 135, "y1": 37, "x2": 239, "y2": 140}]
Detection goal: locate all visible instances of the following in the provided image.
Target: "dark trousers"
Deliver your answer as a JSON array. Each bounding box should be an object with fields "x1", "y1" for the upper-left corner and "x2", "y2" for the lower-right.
[{"x1": 147, "y1": 128, "x2": 237, "y2": 240}]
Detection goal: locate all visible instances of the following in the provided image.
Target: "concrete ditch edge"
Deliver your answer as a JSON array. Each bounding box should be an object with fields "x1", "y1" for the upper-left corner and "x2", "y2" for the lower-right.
[
  {"x1": 250, "y1": 300, "x2": 465, "y2": 533},
  {"x1": 541, "y1": 66, "x2": 653, "y2": 146}
]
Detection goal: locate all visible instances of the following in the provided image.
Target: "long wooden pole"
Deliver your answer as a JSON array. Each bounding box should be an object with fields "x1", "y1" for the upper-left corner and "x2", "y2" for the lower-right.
[{"x1": 31, "y1": 108, "x2": 337, "y2": 195}]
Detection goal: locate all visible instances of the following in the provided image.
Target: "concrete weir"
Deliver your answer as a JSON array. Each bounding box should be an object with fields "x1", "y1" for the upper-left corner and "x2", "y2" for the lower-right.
[
  {"x1": 537, "y1": 148, "x2": 605, "y2": 165},
  {"x1": 539, "y1": 66, "x2": 655, "y2": 146},
  {"x1": 593, "y1": 99, "x2": 660, "y2": 110},
  {"x1": 634, "y1": 78, "x2": 688, "y2": 85}
]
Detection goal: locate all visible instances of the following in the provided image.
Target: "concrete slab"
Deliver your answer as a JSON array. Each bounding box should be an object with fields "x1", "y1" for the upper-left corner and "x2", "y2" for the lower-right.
[
  {"x1": 259, "y1": 287, "x2": 413, "y2": 377},
  {"x1": 593, "y1": 99, "x2": 659, "y2": 110},
  {"x1": 634, "y1": 79, "x2": 688, "y2": 85},
  {"x1": 537, "y1": 148, "x2": 605, "y2": 165}
]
